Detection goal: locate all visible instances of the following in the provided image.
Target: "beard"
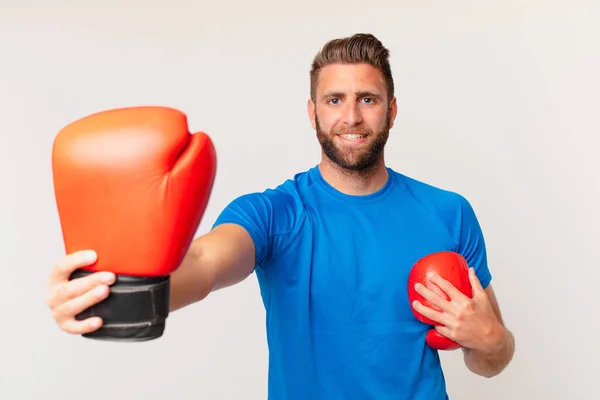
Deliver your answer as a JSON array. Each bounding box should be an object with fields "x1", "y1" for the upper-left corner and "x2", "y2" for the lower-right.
[{"x1": 316, "y1": 113, "x2": 390, "y2": 173}]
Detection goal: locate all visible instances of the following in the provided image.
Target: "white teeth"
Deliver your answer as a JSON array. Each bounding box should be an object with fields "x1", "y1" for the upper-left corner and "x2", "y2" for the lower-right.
[{"x1": 340, "y1": 134, "x2": 366, "y2": 140}]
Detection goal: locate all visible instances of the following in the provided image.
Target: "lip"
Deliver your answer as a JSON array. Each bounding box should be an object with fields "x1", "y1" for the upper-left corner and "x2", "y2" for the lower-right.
[{"x1": 336, "y1": 133, "x2": 369, "y2": 145}]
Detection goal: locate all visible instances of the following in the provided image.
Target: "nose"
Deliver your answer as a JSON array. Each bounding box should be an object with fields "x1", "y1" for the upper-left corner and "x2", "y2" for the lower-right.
[{"x1": 342, "y1": 102, "x2": 363, "y2": 126}]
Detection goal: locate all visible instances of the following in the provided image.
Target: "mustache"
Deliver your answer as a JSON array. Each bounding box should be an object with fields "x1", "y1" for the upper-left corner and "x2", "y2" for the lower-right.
[{"x1": 331, "y1": 126, "x2": 373, "y2": 135}]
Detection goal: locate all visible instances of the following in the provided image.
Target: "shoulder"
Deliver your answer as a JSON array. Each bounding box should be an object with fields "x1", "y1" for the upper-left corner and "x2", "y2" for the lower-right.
[
  {"x1": 391, "y1": 170, "x2": 490, "y2": 284},
  {"x1": 391, "y1": 169, "x2": 484, "y2": 249},
  {"x1": 393, "y1": 170, "x2": 474, "y2": 220},
  {"x1": 212, "y1": 170, "x2": 312, "y2": 266},
  {"x1": 214, "y1": 169, "x2": 311, "y2": 236}
]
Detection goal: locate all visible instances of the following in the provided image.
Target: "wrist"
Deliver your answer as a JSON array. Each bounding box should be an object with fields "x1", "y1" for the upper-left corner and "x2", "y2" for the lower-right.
[{"x1": 483, "y1": 322, "x2": 507, "y2": 354}]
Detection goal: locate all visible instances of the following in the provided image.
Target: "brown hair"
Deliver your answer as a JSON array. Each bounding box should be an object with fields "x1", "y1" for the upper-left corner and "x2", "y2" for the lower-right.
[{"x1": 310, "y1": 33, "x2": 395, "y2": 103}]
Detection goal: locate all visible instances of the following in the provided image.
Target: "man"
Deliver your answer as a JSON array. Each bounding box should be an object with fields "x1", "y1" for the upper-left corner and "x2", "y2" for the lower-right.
[{"x1": 46, "y1": 33, "x2": 514, "y2": 399}]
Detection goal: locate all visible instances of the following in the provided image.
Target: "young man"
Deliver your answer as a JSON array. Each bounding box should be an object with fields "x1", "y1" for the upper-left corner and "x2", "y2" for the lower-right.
[{"x1": 46, "y1": 33, "x2": 514, "y2": 399}]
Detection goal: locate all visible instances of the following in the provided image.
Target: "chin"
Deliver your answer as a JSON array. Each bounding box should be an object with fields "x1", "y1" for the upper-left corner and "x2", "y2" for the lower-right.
[{"x1": 329, "y1": 152, "x2": 382, "y2": 172}]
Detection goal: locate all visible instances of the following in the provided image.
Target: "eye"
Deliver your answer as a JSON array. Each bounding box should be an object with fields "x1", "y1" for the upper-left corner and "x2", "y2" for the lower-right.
[
  {"x1": 360, "y1": 97, "x2": 375, "y2": 104},
  {"x1": 328, "y1": 98, "x2": 341, "y2": 105}
]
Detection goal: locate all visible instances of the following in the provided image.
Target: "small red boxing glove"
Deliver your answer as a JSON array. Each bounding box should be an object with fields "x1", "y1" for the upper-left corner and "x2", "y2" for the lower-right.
[{"x1": 407, "y1": 251, "x2": 472, "y2": 351}]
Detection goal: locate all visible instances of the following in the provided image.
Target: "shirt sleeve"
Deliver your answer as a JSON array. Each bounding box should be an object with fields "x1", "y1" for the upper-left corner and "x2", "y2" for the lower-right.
[
  {"x1": 211, "y1": 192, "x2": 275, "y2": 267},
  {"x1": 213, "y1": 193, "x2": 273, "y2": 265},
  {"x1": 454, "y1": 195, "x2": 492, "y2": 289}
]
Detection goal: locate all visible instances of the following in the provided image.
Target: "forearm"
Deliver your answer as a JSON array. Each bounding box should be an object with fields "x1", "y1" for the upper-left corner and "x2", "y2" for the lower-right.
[{"x1": 463, "y1": 324, "x2": 515, "y2": 378}]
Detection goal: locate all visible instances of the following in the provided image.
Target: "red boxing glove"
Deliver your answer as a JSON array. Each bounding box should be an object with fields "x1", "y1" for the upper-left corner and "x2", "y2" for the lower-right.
[
  {"x1": 407, "y1": 251, "x2": 472, "y2": 350},
  {"x1": 52, "y1": 106, "x2": 217, "y2": 342}
]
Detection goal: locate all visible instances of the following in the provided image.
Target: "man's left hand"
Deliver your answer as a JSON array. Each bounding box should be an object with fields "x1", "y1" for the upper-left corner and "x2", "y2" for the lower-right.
[{"x1": 412, "y1": 267, "x2": 506, "y2": 353}]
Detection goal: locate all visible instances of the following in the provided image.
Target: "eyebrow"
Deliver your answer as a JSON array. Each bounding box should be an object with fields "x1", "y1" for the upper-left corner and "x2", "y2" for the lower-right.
[{"x1": 320, "y1": 90, "x2": 383, "y2": 101}]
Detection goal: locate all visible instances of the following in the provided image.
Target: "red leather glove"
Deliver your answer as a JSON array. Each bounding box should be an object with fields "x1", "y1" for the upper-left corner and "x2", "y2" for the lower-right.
[
  {"x1": 407, "y1": 251, "x2": 472, "y2": 350},
  {"x1": 52, "y1": 106, "x2": 217, "y2": 342}
]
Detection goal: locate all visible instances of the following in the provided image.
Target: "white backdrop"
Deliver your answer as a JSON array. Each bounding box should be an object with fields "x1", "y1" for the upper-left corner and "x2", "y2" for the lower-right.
[{"x1": 1, "y1": 1, "x2": 598, "y2": 399}]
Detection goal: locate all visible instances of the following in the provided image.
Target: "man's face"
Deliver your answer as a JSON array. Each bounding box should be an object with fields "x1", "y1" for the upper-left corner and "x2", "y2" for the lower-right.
[{"x1": 308, "y1": 63, "x2": 396, "y2": 171}]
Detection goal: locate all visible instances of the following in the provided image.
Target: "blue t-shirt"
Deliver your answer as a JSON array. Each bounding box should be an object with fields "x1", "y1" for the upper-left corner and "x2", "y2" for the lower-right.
[{"x1": 212, "y1": 165, "x2": 491, "y2": 400}]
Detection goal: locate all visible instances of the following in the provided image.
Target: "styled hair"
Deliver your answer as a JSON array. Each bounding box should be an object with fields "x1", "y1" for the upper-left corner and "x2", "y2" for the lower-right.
[{"x1": 310, "y1": 33, "x2": 395, "y2": 102}]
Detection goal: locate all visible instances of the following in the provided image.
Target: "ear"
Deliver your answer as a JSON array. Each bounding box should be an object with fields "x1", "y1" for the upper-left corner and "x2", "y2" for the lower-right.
[
  {"x1": 388, "y1": 97, "x2": 398, "y2": 130},
  {"x1": 307, "y1": 99, "x2": 317, "y2": 130}
]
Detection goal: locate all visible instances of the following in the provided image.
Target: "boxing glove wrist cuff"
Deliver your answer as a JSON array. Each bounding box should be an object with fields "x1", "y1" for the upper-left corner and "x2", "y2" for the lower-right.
[{"x1": 70, "y1": 270, "x2": 170, "y2": 342}]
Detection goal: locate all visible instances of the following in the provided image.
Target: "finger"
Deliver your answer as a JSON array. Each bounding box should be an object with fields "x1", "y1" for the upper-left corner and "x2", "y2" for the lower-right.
[
  {"x1": 468, "y1": 267, "x2": 485, "y2": 295},
  {"x1": 414, "y1": 282, "x2": 453, "y2": 312},
  {"x1": 47, "y1": 270, "x2": 115, "y2": 309},
  {"x1": 412, "y1": 300, "x2": 449, "y2": 326},
  {"x1": 49, "y1": 250, "x2": 97, "y2": 287},
  {"x1": 434, "y1": 325, "x2": 454, "y2": 340},
  {"x1": 52, "y1": 284, "x2": 111, "y2": 325},
  {"x1": 59, "y1": 316, "x2": 104, "y2": 335},
  {"x1": 429, "y1": 273, "x2": 468, "y2": 302}
]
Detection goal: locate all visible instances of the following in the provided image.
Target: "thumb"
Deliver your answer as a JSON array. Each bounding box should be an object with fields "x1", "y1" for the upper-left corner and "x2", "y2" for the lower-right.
[
  {"x1": 468, "y1": 267, "x2": 484, "y2": 297},
  {"x1": 168, "y1": 129, "x2": 217, "y2": 227},
  {"x1": 170, "y1": 130, "x2": 217, "y2": 200}
]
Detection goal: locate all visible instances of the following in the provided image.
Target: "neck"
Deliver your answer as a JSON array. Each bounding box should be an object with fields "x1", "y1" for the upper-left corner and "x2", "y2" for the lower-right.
[{"x1": 318, "y1": 157, "x2": 389, "y2": 196}]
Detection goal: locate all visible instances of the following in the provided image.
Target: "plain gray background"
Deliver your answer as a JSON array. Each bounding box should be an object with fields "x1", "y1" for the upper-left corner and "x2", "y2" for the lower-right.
[{"x1": 1, "y1": 1, "x2": 598, "y2": 399}]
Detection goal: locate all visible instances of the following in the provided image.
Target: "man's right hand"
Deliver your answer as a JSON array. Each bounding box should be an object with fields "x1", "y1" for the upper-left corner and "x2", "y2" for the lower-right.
[{"x1": 46, "y1": 250, "x2": 116, "y2": 335}]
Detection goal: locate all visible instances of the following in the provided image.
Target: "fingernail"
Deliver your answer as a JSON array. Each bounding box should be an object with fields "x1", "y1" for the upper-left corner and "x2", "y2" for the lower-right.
[
  {"x1": 100, "y1": 272, "x2": 115, "y2": 284},
  {"x1": 83, "y1": 251, "x2": 97, "y2": 262},
  {"x1": 95, "y1": 285, "x2": 108, "y2": 296}
]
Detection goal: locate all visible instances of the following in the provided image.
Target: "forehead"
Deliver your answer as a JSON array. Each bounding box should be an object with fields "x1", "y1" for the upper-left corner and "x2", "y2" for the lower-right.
[{"x1": 316, "y1": 63, "x2": 386, "y2": 95}]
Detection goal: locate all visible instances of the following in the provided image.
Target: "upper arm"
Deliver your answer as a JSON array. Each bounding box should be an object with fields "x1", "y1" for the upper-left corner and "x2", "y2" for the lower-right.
[
  {"x1": 452, "y1": 194, "x2": 492, "y2": 289},
  {"x1": 485, "y1": 284, "x2": 505, "y2": 326},
  {"x1": 168, "y1": 223, "x2": 256, "y2": 311},
  {"x1": 198, "y1": 223, "x2": 257, "y2": 291},
  {"x1": 180, "y1": 188, "x2": 296, "y2": 299},
  {"x1": 169, "y1": 190, "x2": 291, "y2": 310},
  {"x1": 453, "y1": 196, "x2": 502, "y2": 323},
  {"x1": 211, "y1": 191, "x2": 278, "y2": 267},
  {"x1": 210, "y1": 188, "x2": 298, "y2": 269}
]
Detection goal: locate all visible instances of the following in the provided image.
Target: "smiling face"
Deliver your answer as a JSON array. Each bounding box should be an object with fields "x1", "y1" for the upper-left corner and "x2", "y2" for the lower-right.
[{"x1": 308, "y1": 63, "x2": 397, "y2": 172}]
